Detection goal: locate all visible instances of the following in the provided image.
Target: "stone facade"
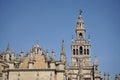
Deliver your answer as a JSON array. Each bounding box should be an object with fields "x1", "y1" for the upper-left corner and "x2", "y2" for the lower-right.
[{"x1": 0, "y1": 12, "x2": 103, "y2": 80}]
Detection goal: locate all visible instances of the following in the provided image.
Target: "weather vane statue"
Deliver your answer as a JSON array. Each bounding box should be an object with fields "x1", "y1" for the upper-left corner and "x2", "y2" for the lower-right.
[{"x1": 80, "y1": 9, "x2": 83, "y2": 15}]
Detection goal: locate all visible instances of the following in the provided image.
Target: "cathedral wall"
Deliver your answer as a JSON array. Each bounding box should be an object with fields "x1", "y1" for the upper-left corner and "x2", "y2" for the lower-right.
[
  {"x1": 56, "y1": 72, "x2": 64, "y2": 80},
  {"x1": 8, "y1": 70, "x2": 55, "y2": 80},
  {"x1": 69, "y1": 69, "x2": 78, "y2": 79}
]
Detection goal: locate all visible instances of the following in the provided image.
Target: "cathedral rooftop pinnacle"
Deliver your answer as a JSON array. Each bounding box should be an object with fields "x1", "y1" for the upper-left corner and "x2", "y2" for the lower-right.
[
  {"x1": 45, "y1": 49, "x2": 49, "y2": 61},
  {"x1": 6, "y1": 43, "x2": 10, "y2": 54},
  {"x1": 108, "y1": 72, "x2": 110, "y2": 80},
  {"x1": 51, "y1": 49, "x2": 55, "y2": 61},
  {"x1": 94, "y1": 56, "x2": 99, "y2": 66},
  {"x1": 104, "y1": 72, "x2": 107, "y2": 80},
  {"x1": 60, "y1": 40, "x2": 67, "y2": 63},
  {"x1": 61, "y1": 40, "x2": 66, "y2": 56}
]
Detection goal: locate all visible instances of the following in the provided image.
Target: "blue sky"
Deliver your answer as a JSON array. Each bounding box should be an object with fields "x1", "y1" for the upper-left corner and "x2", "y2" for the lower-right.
[{"x1": 0, "y1": 0, "x2": 120, "y2": 79}]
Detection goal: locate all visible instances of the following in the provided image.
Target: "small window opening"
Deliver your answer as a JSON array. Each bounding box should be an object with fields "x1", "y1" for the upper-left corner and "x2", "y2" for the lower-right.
[
  {"x1": 73, "y1": 49, "x2": 75, "y2": 55},
  {"x1": 79, "y1": 33, "x2": 83, "y2": 39},
  {"x1": 80, "y1": 46, "x2": 83, "y2": 55},
  {"x1": 76, "y1": 49, "x2": 78, "y2": 55},
  {"x1": 87, "y1": 49, "x2": 89, "y2": 55},
  {"x1": 84, "y1": 49, "x2": 86, "y2": 55}
]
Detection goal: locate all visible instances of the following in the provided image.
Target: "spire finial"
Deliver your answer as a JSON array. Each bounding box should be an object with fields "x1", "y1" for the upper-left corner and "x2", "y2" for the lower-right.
[
  {"x1": 62, "y1": 40, "x2": 64, "y2": 49},
  {"x1": 108, "y1": 72, "x2": 110, "y2": 80},
  {"x1": 60, "y1": 40, "x2": 67, "y2": 63},
  {"x1": 104, "y1": 72, "x2": 106, "y2": 80},
  {"x1": 61, "y1": 40, "x2": 65, "y2": 55},
  {"x1": 62, "y1": 40, "x2": 64, "y2": 43},
  {"x1": 6, "y1": 43, "x2": 10, "y2": 54},
  {"x1": 80, "y1": 9, "x2": 83, "y2": 15},
  {"x1": 6, "y1": 43, "x2": 10, "y2": 50}
]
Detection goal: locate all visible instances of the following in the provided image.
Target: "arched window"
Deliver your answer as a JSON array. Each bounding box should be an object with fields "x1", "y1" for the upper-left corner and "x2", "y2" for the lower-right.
[
  {"x1": 80, "y1": 46, "x2": 83, "y2": 55},
  {"x1": 84, "y1": 49, "x2": 86, "y2": 55},
  {"x1": 79, "y1": 33, "x2": 83, "y2": 39},
  {"x1": 76, "y1": 49, "x2": 78, "y2": 55},
  {"x1": 87, "y1": 49, "x2": 89, "y2": 55},
  {"x1": 73, "y1": 49, "x2": 75, "y2": 55}
]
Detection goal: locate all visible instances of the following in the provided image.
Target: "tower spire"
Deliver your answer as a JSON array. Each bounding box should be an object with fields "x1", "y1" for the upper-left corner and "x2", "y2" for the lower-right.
[
  {"x1": 60, "y1": 40, "x2": 67, "y2": 63},
  {"x1": 61, "y1": 40, "x2": 66, "y2": 56},
  {"x1": 6, "y1": 43, "x2": 10, "y2": 54},
  {"x1": 76, "y1": 10, "x2": 86, "y2": 40}
]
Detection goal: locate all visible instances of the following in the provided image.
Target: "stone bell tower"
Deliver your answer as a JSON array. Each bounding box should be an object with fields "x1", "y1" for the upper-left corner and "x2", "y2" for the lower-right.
[{"x1": 71, "y1": 10, "x2": 91, "y2": 67}]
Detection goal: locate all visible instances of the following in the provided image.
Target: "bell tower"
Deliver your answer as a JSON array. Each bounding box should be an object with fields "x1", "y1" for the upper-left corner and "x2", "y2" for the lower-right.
[{"x1": 71, "y1": 10, "x2": 91, "y2": 67}]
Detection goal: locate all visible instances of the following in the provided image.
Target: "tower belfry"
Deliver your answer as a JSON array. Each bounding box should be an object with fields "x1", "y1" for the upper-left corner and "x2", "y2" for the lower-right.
[
  {"x1": 71, "y1": 10, "x2": 91, "y2": 67},
  {"x1": 76, "y1": 10, "x2": 86, "y2": 40}
]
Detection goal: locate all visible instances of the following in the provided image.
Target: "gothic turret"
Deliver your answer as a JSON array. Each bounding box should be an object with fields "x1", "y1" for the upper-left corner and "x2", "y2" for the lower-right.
[
  {"x1": 94, "y1": 56, "x2": 99, "y2": 70},
  {"x1": 6, "y1": 44, "x2": 10, "y2": 61},
  {"x1": 9, "y1": 51, "x2": 15, "y2": 69},
  {"x1": 45, "y1": 49, "x2": 49, "y2": 61},
  {"x1": 60, "y1": 40, "x2": 67, "y2": 63},
  {"x1": 50, "y1": 49, "x2": 55, "y2": 69},
  {"x1": 108, "y1": 73, "x2": 110, "y2": 80},
  {"x1": 104, "y1": 72, "x2": 107, "y2": 80},
  {"x1": 6, "y1": 44, "x2": 10, "y2": 54},
  {"x1": 51, "y1": 49, "x2": 55, "y2": 61},
  {"x1": 11, "y1": 51, "x2": 15, "y2": 62}
]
